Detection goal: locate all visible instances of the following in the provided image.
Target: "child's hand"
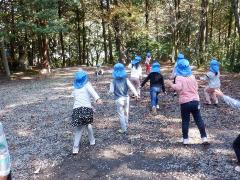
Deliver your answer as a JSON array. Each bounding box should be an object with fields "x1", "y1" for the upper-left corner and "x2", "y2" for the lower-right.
[
  {"x1": 165, "y1": 80, "x2": 173, "y2": 87},
  {"x1": 96, "y1": 99, "x2": 102, "y2": 104},
  {"x1": 214, "y1": 89, "x2": 224, "y2": 97}
]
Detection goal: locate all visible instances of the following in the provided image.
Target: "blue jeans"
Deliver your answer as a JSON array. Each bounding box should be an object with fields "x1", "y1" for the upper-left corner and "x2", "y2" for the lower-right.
[
  {"x1": 150, "y1": 87, "x2": 161, "y2": 107},
  {"x1": 180, "y1": 101, "x2": 207, "y2": 139},
  {"x1": 233, "y1": 134, "x2": 240, "y2": 162}
]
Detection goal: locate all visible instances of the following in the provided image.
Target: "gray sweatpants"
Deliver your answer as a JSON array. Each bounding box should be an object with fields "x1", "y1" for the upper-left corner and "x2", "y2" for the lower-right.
[
  {"x1": 73, "y1": 124, "x2": 95, "y2": 147},
  {"x1": 116, "y1": 96, "x2": 130, "y2": 131}
]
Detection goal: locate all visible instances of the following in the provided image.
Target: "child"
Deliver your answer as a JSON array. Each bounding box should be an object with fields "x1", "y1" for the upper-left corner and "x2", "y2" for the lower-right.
[
  {"x1": 145, "y1": 52, "x2": 151, "y2": 74},
  {"x1": 170, "y1": 53, "x2": 185, "y2": 97},
  {"x1": 141, "y1": 62, "x2": 165, "y2": 115},
  {"x1": 94, "y1": 64, "x2": 104, "y2": 81},
  {"x1": 165, "y1": 58, "x2": 209, "y2": 145},
  {"x1": 0, "y1": 123, "x2": 11, "y2": 180},
  {"x1": 170, "y1": 53, "x2": 185, "y2": 81},
  {"x1": 71, "y1": 71, "x2": 101, "y2": 154},
  {"x1": 128, "y1": 55, "x2": 142, "y2": 97},
  {"x1": 215, "y1": 89, "x2": 240, "y2": 172},
  {"x1": 201, "y1": 59, "x2": 221, "y2": 106},
  {"x1": 109, "y1": 63, "x2": 139, "y2": 133}
]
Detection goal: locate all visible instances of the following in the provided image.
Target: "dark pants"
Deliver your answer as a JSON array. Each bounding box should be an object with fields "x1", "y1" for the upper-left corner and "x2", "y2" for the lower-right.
[
  {"x1": 180, "y1": 101, "x2": 207, "y2": 139},
  {"x1": 233, "y1": 134, "x2": 240, "y2": 162}
]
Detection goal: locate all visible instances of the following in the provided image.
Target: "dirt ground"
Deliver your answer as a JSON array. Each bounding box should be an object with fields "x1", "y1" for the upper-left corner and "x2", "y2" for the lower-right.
[{"x1": 0, "y1": 65, "x2": 240, "y2": 179}]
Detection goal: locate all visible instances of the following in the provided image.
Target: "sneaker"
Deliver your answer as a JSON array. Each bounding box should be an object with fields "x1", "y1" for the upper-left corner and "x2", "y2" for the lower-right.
[
  {"x1": 90, "y1": 139, "x2": 95, "y2": 146},
  {"x1": 72, "y1": 146, "x2": 79, "y2": 155},
  {"x1": 118, "y1": 129, "x2": 127, "y2": 134},
  {"x1": 235, "y1": 166, "x2": 240, "y2": 172},
  {"x1": 173, "y1": 92, "x2": 177, "y2": 97},
  {"x1": 151, "y1": 106, "x2": 157, "y2": 115},
  {"x1": 156, "y1": 105, "x2": 160, "y2": 109},
  {"x1": 202, "y1": 137, "x2": 210, "y2": 145},
  {"x1": 183, "y1": 138, "x2": 189, "y2": 145}
]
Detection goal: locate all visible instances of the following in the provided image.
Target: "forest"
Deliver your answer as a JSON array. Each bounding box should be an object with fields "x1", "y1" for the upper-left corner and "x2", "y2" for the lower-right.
[{"x1": 0, "y1": 0, "x2": 240, "y2": 77}]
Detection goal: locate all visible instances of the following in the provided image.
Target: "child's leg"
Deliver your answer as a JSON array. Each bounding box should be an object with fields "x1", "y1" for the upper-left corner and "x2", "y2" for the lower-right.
[
  {"x1": 87, "y1": 124, "x2": 95, "y2": 145},
  {"x1": 150, "y1": 87, "x2": 157, "y2": 107},
  {"x1": 136, "y1": 79, "x2": 141, "y2": 96},
  {"x1": 180, "y1": 103, "x2": 191, "y2": 139},
  {"x1": 191, "y1": 102, "x2": 207, "y2": 138},
  {"x1": 116, "y1": 99, "x2": 127, "y2": 131},
  {"x1": 73, "y1": 126, "x2": 84, "y2": 148},
  {"x1": 212, "y1": 91, "x2": 219, "y2": 104},
  {"x1": 124, "y1": 97, "x2": 130, "y2": 126},
  {"x1": 233, "y1": 134, "x2": 240, "y2": 162},
  {"x1": 204, "y1": 86, "x2": 211, "y2": 104}
]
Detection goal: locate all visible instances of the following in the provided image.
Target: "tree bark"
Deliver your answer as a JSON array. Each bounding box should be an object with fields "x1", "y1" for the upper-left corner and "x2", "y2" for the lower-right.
[
  {"x1": 101, "y1": 0, "x2": 108, "y2": 64},
  {"x1": 232, "y1": 0, "x2": 240, "y2": 36},
  {"x1": 58, "y1": 0, "x2": 66, "y2": 67},
  {"x1": 113, "y1": 0, "x2": 121, "y2": 59},
  {"x1": 0, "y1": 37, "x2": 11, "y2": 77},
  {"x1": 41, "y1": 35, "x2": 50, "y2": 68},
  {"x1": 199, "y1": 0, "x2": 209, "y2": 64},
  {"x1": 76, "y1": 8, "x2": 82, "y2": 65}
]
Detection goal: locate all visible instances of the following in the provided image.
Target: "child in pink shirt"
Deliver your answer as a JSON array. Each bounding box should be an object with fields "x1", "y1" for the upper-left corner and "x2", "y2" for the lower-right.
[{"x1": 166, "y1": 59, "x2": 209, "y2": 145}]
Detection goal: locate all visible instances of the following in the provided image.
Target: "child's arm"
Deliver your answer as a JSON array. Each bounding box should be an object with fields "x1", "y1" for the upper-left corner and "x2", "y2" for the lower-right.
[
  {"x1": 200, "y1": 72, "x2": 214, "y2": 81},
  {"x1": 166, "y1": 77, "x2": 183, "y2": 91},
  {"x1": 141, "y1": 74, "x2": 150, "y2": 87},
  {"x1": 170, "y1": 63, "x2": 177, "y2": 79},
  {"x1": 160, "y1": 75, "x2": 166, "y2": 93},
  {"x1": 215, "y1": 89, "x2": 240, "y2": 110},
  {"x1": 139, "y1": 66, "x2": 143, "y2": 79},
  {"x1": 222, "y1": 96, "x2": 240, "y2": 110},
  {"x1": 86, "y1": 83, "x2": 100, "y2": 102},
  {"x1": 127, "y1": 79, "x2": 138, "y2": 97}
]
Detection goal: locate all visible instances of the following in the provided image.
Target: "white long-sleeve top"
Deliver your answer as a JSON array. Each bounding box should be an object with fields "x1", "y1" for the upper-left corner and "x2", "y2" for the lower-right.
[
  {"x1": 222, "y1": 95, "x2": 240, "y2": 110},
  {"x1": 109, "y1": 78, "x2": 138, "y2": 98},
  {"x1": 72, "y1": 82, "x2": 100, "y2": 109},
  {"x1": 128, "y1": 64, "x2": 142, "y2": 79},
  {"x1": 201, "y1": 71, "x2": 221, "y2": 88}
]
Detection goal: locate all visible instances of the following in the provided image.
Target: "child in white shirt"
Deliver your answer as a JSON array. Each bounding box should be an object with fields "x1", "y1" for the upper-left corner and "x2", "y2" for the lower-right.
[
  {"x1": 128, "y1": 55, "x2": 142, "y2": 97},
  {"x1": 71, "y1": 71, "x2": 101, "y2": 154},
  {"x1": 201, "y1": 59, "x2": 221, "y2": 105}
]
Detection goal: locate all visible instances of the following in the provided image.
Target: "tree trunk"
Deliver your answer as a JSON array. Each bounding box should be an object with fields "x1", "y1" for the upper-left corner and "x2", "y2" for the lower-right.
[
  {"x1": 58, "y1": 0, "x2": 66, "y2": 67},
  {"x1": 0, "y1": 37, "x2": 11, "y2": 77},
  {"x1": 101, "y1": 0, "x2": 108, "y2": 64},
  {"x1": 199, "y1": 0, "x2": 209, "y2": 64},
  {"x1": 10, "y1": 1, "x2": 16, "y2": 62},
  {"x1": 113, "y1": 0, "x2": 121, "y2": 59},
  {"x1": 107, "y1": 0, "x2": 113, "y2": 64},
  {"x1": 41, "y1": 35, "x2": 50, "y2": 68},
  {"x1": 232, "y1": 0, "x2": 240, "y2": 36},
  {"x1": 209, "y1": 0, "x2": 215, "y2": 41},
  {"x1": 145, "y1": 0, "x2": 149, "y2": 30},
  {"x1": 76, "y1": 8, "x2": 82, "y2": 65}
]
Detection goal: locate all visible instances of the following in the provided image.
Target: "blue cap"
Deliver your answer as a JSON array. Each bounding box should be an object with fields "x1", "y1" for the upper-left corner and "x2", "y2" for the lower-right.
[
  {"x1": 112, "y1": 63, "x2": 127, "y2": 79},
  {"x1": 151, "y1": 62, "x2": 160, "y2": 73},
  {"x1": 176, "y1": 53, "x2": 184, "y2": 62},
  {"x1": 131, "y1": 55, "x2": 142, "y2": 65},
  {"x1": 146, "y1": 52, "x2": 151, "y2": 58},
  {"x1": 73, "y1": 71, "x2": 88, "y2": 89},
  {"x1": 210, "y1": 59, "x2": 219, "y2": 73},
  {"x1": 176, "y1": 59, "x2": 192, "y2": 77}
]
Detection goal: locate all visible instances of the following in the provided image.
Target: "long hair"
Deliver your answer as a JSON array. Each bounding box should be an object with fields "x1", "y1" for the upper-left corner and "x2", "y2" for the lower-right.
[{"x1": 132, "y1": 62, "x2": 139, "y2": 69}]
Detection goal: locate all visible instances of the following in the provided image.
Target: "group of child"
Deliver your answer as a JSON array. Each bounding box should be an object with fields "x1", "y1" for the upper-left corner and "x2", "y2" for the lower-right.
[{"x1": 70, "y1": 52, "x2": 240, "y2": 172}]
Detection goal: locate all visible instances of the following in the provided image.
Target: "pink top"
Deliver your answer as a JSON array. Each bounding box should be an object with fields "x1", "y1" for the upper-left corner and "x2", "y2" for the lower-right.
[{"x1": 171, "y1": 75, "x2": 200, "y2": 104}]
